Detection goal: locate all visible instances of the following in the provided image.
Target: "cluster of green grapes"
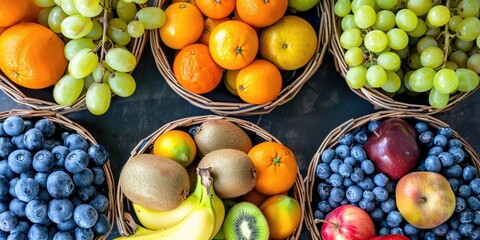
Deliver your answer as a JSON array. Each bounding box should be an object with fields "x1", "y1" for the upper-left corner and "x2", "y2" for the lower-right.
[
  {"x1": 34, "y1": 0, "x2": 166, "y2": 115},
  {"x1": 334, "y1": 0, "x2": 480, "y2": 109}
]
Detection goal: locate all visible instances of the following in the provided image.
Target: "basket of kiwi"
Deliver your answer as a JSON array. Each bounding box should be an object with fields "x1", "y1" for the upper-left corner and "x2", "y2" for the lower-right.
[
  {"x1": 330, "y1": 0, "x2": 480, "y2": 114},
  {"x1": 0, "y1": 109, "x2": 114, "y2": 239},
  {"x1": 0, "y1": 1, "x2": 156, "y2": 115},
  {"x1": 150, "y1": 0, "x2": 331, "y2": 116},
  {"x1": 116, "y1": 115, "x2": 305, "y2": 239},
  {"x1": 304, "y1": 110, "x2": 480, "y2": 239}
]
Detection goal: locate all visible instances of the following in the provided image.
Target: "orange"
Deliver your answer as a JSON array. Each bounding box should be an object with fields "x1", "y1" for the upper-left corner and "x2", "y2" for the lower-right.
[
  {"x1": 160, "y1": 2, "x2": 204, "y2": 50},
  {"x1": 223, "y1": 69, "x2": 240, "y2": 96},
  {"x1": 173, "y1": 43, "x2": 223, "y2": 94},
  {"x1": 199, "y1": 17, "x2": 229, "y2": 46},
  {"x1": 260, "y1": 194, "x2": 302, "y2": 239},
  {"x1": 0, "y1": 0, "x2": 29, "y2": 27},
  {"x1": 153, "y1": 130, "x2": 197, "y2": 167},
  {"x1": 196, "y1": 0, "x2": 236, "y2": 19},
  {"x1": 248, "y1": 141, "x2": 297, "y2": 195},
  {"x1": 235, "y1": 59, "x2": 282, "y2": 104},
  {"x1": 0, "y1": 22, "x2": 67, "y2": 89},
  {"x1": 22, "y1": 0, "x2": 43, "y2": 23},
  {"x1": 236, "y1": 0, "x2": 288, "y2": 28},
  {"x1": 172, "y1": 0, "x2": 197, "y2": 6},
  {"x1": 209, "y1": 20, "x2": 259, "y2": 70},
  {"x1": 0, "y1": 27, "x2": 7, "y2": 36}
]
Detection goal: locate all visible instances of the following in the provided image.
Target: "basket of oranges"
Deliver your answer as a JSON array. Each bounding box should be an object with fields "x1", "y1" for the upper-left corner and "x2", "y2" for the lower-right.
[
  {"x1": 329, "y1": 0, "x2": 480, "y2": 114},
  {"x1": 150, "y1": 0, "x2": 330, "y2": 116},
  {"x1": 304, "y1": 110, "x2": 480, "y2": 239},
  {"x1": 116, "y1": 115, "x2": 305, "y2": 239},
  {"x1": 0, "y1": 0, "x2": 159, "y2": 115}
]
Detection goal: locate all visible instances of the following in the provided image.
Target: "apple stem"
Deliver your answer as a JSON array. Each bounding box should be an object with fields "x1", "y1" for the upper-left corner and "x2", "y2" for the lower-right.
[{"x1": 314, "y1": 218, "x2": 338, "y2": 228}]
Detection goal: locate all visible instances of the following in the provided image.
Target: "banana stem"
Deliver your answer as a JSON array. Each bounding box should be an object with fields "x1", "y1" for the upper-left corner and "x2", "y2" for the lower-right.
[{"x1": 197, "y1": 167, "x2": 213, "y2": 197}]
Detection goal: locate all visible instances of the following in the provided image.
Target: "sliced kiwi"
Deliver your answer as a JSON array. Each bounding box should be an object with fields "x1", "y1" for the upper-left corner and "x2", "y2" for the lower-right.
[{"x1": 223, "y1": 202, "x2": 269, "y2": 240}]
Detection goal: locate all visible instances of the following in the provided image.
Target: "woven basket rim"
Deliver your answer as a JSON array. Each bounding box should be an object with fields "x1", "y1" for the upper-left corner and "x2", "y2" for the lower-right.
[
  {"x1": 0, "y1": 3, "x2": 149, "y2": 115},
  {"x1": 328, "y1": 0, "x2": 480, "y2": 115},
  {"x1": 0, "y1": 109, "x2": 116, "y2": 240},
  {"x1": 303, "y1": 110, "x2": 480, "y2": 240},
  {"x1": 115, "y1": 115, "x2": 306, "y2": 240},
  {"x1": 150, "y1": 0, "x2": 331, "y2": 116}
]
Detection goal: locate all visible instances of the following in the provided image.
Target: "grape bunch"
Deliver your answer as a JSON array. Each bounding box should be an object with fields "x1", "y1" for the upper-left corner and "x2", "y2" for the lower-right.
[
  {"x1": 34, "y1": 0, "x2": 166, "y2": 115},
  {"x1": 334, "y1": 0, "x2": 480, "y2": 109}
]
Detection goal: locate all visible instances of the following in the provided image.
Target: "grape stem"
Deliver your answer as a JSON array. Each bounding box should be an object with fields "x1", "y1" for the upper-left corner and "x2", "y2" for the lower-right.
[
  {"x1": 99, "y1": 2, "x2": 110, "y2": 68},
  {"x1": 442, "y1": 0, "x2": 452, "y2": 66}
]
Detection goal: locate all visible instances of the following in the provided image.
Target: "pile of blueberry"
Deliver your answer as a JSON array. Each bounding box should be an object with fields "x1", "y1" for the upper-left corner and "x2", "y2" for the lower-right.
[
  {"x1": 313, "y1": 118, "x2": 480, "y2": 239},
  {"x1": 0, "y1": 115, "x2": 111, "y2": 239}
]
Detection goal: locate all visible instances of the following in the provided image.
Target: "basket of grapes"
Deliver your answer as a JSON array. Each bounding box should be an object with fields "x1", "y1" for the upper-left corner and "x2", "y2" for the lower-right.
[
  {"x1": 0, "y1": 0, "x2": 164, "y2": 115},
  {"x1": 305, "y1": 110, "x2": 480, "y2": 239},
  {"x1": 149, "y1": 0, "x2": 330, "y2": 116},
  {"x1": 330, "y1": 0, "x2": 480, "y2": 114},
  {"x1": 0, "y1": 109, "x2": 114, "y2": 239},
  {"x1": 115, "y1": 115, "x2": 305, "y2": 239}
]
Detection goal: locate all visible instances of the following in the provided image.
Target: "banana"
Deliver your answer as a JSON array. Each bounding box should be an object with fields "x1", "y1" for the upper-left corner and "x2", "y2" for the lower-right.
[{"x1": 210, "y1": 180, "x2": 225, "y2": 239}]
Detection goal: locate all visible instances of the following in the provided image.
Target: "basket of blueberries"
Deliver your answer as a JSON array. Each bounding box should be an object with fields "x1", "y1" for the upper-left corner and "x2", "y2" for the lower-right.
[
  {"x1": 0, "y1": 109, "x2": 114, "y2": 239},
  {"x1": 304, "y1": 110, "x2": 480, "y2": 239}
]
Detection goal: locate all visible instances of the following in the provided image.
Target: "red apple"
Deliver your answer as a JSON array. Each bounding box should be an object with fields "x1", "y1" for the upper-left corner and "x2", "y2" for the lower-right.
[
  {"x1": 396, "y1": 171, "x2": 456, "y2": 229},
  {"x1": 320, "y1": 205, "x2": 375, "y2": 240},
  {"x1": 370, "y1": 234, "x2": 410, "y2": 240},
  {"x1": 364, "y1": 118, "x2": 420, "y2": 180}
]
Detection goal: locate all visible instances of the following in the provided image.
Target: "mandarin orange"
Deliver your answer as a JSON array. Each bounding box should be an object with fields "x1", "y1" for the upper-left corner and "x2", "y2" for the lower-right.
[{"x1": 235, "y1": 59, "x2": 282, "y2": 104}]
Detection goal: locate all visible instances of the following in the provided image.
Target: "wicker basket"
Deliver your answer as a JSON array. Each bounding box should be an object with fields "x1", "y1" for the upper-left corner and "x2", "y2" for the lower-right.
[
  {"x1": 329, "y1": 0, "x2": 480, "y2": 114},
  {"x1": 304, "y1": 110, "x2": 480, "y2": 239},
  {"x1": 116, "y1": 115, "x2": 306, "y2": 239},
  {"x1": 0, "y1": 4, "x2": 149, "y2": 114},
  {"x1": 150, "y1": 0, "x2": 331, "y2": 116},
  {"x1": 0, "y1": 109, "x2": 115, "y2": 239}
]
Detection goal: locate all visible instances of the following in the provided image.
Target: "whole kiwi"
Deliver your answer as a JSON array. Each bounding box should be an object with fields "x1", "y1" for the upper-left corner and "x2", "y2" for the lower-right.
[
  {"x1": 194, "y1": 119, "x2": 253, "y2": 157},
  {"x1": 223, "y1": 202, "x2": 269, "y2": 240},
  {"x1": 119, "y1": 154, "x2": 190, "y2": 211},
  {"x1": 198, "y1": 148, "x2": 256, "y2": 199}
]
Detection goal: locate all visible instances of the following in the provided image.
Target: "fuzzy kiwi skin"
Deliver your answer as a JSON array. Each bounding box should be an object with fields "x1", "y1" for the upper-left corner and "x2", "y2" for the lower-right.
[
  {"x1": 198, "y1": 149, "x2": 256, "y2": 199},
  {"x1": 194, "y1": 119, "x2": 253, "y2": 157},
  {"x1": 119, "y1": 154, "x2": 190, "y2": 211},
  {"x1": 223, "y1": 202, "x2": 269, "y2": 240}
]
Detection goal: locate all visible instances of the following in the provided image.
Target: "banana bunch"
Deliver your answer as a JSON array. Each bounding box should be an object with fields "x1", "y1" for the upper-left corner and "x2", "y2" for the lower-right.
[{"x1": 116, "y1": 168, "x2": 225, "y2": 240}]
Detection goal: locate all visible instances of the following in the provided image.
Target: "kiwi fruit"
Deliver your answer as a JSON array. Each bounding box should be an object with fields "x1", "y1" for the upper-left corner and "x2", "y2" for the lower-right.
[
  {"x1": 223, "y1": 202, "x2": 269, "y2": 240},
  {"x1": 119, "y1": 153, "x2": 190, "y2": 211},
  {"x1": 198, "y1": 148, "x2": 256, "y2": 199},
  {"x1": 194, "y1": 119, "x2": 253, "y2": 156}
]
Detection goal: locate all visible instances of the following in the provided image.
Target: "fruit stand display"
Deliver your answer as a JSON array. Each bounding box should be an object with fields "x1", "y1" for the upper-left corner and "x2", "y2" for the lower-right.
[
  {"x1": 150, "y1": 0, "x2": 331, "y2": 116},
  {"x1": 115, "y1": 115, "x2": 305, "y2": 239},
  {"x1": 304, "y1": 111, "x2": 480, "y2": 239}
]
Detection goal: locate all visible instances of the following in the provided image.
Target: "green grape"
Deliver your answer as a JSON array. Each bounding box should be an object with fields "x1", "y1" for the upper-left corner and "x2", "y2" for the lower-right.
[
  {"x1": 420, "y1": 46, "x2": 444, "y2": 68},
  {"x1": 403, "y1": 70, "x2": 414, "y2": 91},
  {"x1": 395, "y1": 9, "x2": 418, "y2": 32},
  {"x1": 37, "y1": 7, "x2": 53, "y2": 27},
  {"x1": 64, "y1": 38, "x2": 96, "y2": 61},
  {"x1": 477, "y1": 35, "x2": 480, "y2": 49},
  {"x1": 426, "y1": 5, "x2": 450, "y2": 27},
  {"x1": 364, "y1": 30, "x2": 388, "y2": 52},
  {"x1": 448, "y1": 15, "x2": 463, "y2": 32},
  {"x1": 351, "y1": 0, "x2": 375, "y2": 12},
  {"x1": 61, "y1": 15, "x2": 94, "y2": 39},
  {"x1": 386, "y1": 28, "x2": 408, "y2": 50},
  {"x1": 409, "y1": 67, "x2": 435, "y2": 92},
  {"x1": 373, "y1": 10, "x2": 396, "y2": 31},
  {"x1": 375, "y1": 0, "x2": 397, "y2": 10},
  {"x1": 34, "y1": 0, "x2": 56, "y2": 7},
  {"x1": 456, "y1": 68, "x2": 480, "y2": 92},
  {"x1": 133, "y1": 0, "x2": 148, "y2": 3},
  {"x1": 424, "y1": 27, "x2": 441, "y2": 37},
  {"x1": 116, "y1": 0, "x2": 137, "y2": 23},
  {"x1": 86, "y1": 82, "x2": 111, "y2": 115},
  {"x1": 68, "y1": 49, "x2": 99, "y2": 79},
  {"x1": 445, "y1": 61, "x2": 459, "y2": 70},
  {"x1": 456, "y1": 17, "x2": 480, "y2": 42},
  {"x1": 407, "y1": 18, "x2": 426, "y2": 37},
  {"x1": 393, "y1": 46, "x2": 409, "y2": 59},
  {"x1": 354, "y1": 5, "x2": 376, "y2": 29},
  {"x1": 346, "y1": 65, "x2": 367, "y2": 89},
  {"x1": 334, "y1": 0, "x2": 352, "y2": 17},
  {"x1": 108, "y1": 18, "x2": 131, "y2": 46},
  {"x1": 392, "y1": 0, "x2": 407, "y2": 11},
  {"x1": 469, "y1": 45, "x2": 480, "y2": 56},
  {"x1": 397, "y1": 81, "x2": 407, "y2": 94},
  {"x1": 467, "y1": 53, "x2": 480, "y2": 73},
  {"x1": 381, "y1": 70, "x2": 401, "y2": 93},
  {"x1": 377, "y1": 52, "x2": 401, "y2": 71},
  {"x1": 61, "y1": 0, "x2": 80, "y2": 15},
  {"x1": 92, "y1": 63, "x2": 110, "y2": 82},
  {"x1": 344, "y1": 47, "x2": 364, "y2": 66},
  {"x1": 450, "y1": 50, "x2": 469, "y2": 68},
  {"x1": 408, "y1": 52, "x2": 422, "y2": 69},
  {"x1": 429, "y1": 87, "x2": 449, "y2": 109},
  {"x1": 458, "y1": 0, "x2": 479, "y2": 18},
  {"x1": 450, "y1": 0, "x2": 462, "y2": 7},
  {"x1": 53, "y1": 74, "x2": 84, "y2": 106},
  {"x1": 127, "y1": 20, "x2": 145, "y2": 38},
  {"x1": 136, "y1": 7, "x2": 167, "y2": 30},
  {"x1": 54, "y1": 0, "x2": 62, "y2": 5},
  {"x1": 107, "y1": 72, "x2": 136, "y2": 97},
  {"x1": 433, "y1": 68, "x2": 459, "y2": 94},
  {"x1": 84, "y1": 74, "x2": 95, "y2": 89},
  {"x1": 416, "y1": 36, "x2": 437, "y2": 53},
  {"x1": 340, "y1": 28, "x2": 363, "y2": 49},
  {"x1": 85, "y1": 20, "x2": 102, "y2": 40},
  {"x1": 74, "y1": 0, "x2": 103, "y2": 17},
  {"x1": 48, "y1": 6, "x2": 68, "y2": 33},
  {"x1": 366, "y1": 65, "x2": 387, "y2": 87},
  {"x1": 407, "y1": 0, "x2": 432, "y2": 16},
  {"x1": 105, "y1": 48, "x2": 137, "y2": 72},
  {"x1": 341, "y1": 14, "x2": 358, "y2": 31},
  {"x1": 454, "y1": 38, "x2": 474, "y2": 52}
]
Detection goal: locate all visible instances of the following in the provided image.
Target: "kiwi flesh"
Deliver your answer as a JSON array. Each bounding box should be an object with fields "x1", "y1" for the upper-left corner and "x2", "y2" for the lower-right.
[{"x1": 223, "y1": 202, "x2": 269, "y2": 240}]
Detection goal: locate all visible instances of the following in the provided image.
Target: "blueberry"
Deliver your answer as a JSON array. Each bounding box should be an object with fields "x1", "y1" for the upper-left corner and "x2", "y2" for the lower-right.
[
  {"x1": 3, "y1": 116, "x2": 25, "y2": 136},
  {"x1": 34, "y1": 172, "x2": 49, "y2": 188},
  {"x1": 317, "y1": 200, "x2": 332, "y2": 212},
  {"x1": 91, "y1": 166, "x2": 105, "y2": 186},
  {"x1": 470, "y1": 178, "x2": 480, "y2": 195},
  {"x1": 330, "y1": 187, "x2": 345, "y2": 203},
  {"x1": 373, "y1": 173, "x2": 389, "y2": 187},
  {"x1": 73, "y1": 169, "x2": 94, "y2": 188},
  {"x1": 327, "y1": 173, "x2": 343, "y2": 187},
  {"x1": 459, "y1": 223, "x2": 474, "y2": 236},
  {"x1": 0, "y1": 211, "x2": 17, "y2": 232},
  {"x1": 23, "y1": 128, "x2": 44, "y2": 151},
  {"x1": 428, "y1": 146, "x2": 443, "y2": 156},
  {"x1": 317, "y1": 182, "x2": 331, "y2": 200},
  {"x1": 384, "y1": 181, "x2": 396, "y2": 193},
  {"x1": 329, "y1": 159, "x2": 342, "y2": 173},
  {"x1": 65, "y1": 149, "x2": 89, "y2": 173},
  {"x1": 0, "y1": 176, "x2": 8, "y2": 196},
  {"x1": 458, "y1": 185, "x2": 472, "y2": 199},
  {"x1": 327, "y1": 196, "x2": 340, "y2": 209},
  {"x1": 367, "y1": 120, "x2": 381, "y2": 133},
  {"x1": 313, "y1": 210, "x2": 325, "y2": 219},
  {"x1": 474, "y1": 211, "x2": 480, "y2": 225},
  {"x1": 463, "y1": 166, "x2": 478, "y2": 182},
  {"x1": 8, "y1": 178, "x2": 19, "y2": 198},
  {"x1": 335, "y1": 145, "x2": 350, "y2": 159},
  {"x1": 343, "y1": 156, "x2": 356, "y2": 166},
  {"x1": 48, "y1": 199, "x2": 74, "y2": 224},
  {"x1": 449, "y1": 147, "x2": 466, "y2": 163},
  {"x1": 390, "y1": 227, "x2": 404, "y2": 235},
  {"x1": 438, "y1": 127, "x2": 453, "y2": 139},
  {"x1": 20, "y1": 170, "x2": 35, "y2": 179},
  {"x1": 338, "y1": 163, "x2": 353, "y2": 177},
  {"x1": 56, "y1": 217, "x2": 76, "y2": 231},
  {"x1": 350, "y1": 167, "x2": 365, "y2": 183},
  {"x1": 438, "y1": 151, "x2": 454, "y2": 167},
  {"x1": 7, "y1": 149, "x2": 32, "y2": 174},
  {"x1": 0, "y1": 138, "x2": 15, "y2": 160},
  {"x1": 315, "y1": 163, "x2": 331, "y2": 179},
  {"x1": 354, "y1": 132, "x2": 367, "y2": 144},
  {"x1": 0, "y1": 123, "x2": 6, "y2": 137},
  {"x1": 93, "y1": 214, "x2": 110, "y2": 235},
  {"x1": 25, "y1": 200, "x2": 48, "y2": 224},
  {"x1": 28, "y1": 224, "x2": 48, "y2": 240},
  {"x1": 47, "y1": 171, "x2": 75, "y2": 199},
  {"x1": 51, "y1": 146, "x2": 69, "y2": 167},
  {"x1": 444, "y1": 164, "x2": 463, "y2": 178},
  {"x1": 345, "y1": 185, "x2": 363, "y2": 203},
  {"x1": 404, "y1": 223, "x2": 419, "y2": 235},
  {"x1": 11, "y1": 134, "x2": 25, "y2": 149},
  {"x1": 433, "y1": 222, "x2": 449, "y2": 236},
  {"x1": 32, "y1": 150, "x2": 54, "y2": 172},
  {"x1": 380, "y1": 197, "x2": 396, "y2": 213},
  {"x1": 73, "y1": 204, "x2": 98, "y2": 228},
  {"x1": 424, "y1": 231, "x2": 436, "y2": 240},
  {"x1": 74, "y1": 227, "x2": 94, "y2": 240},
  {"x1": 419, "y1": 130, "x2": 434, "y2": 144},
  {"x1": 34, "y1": 119, "x2": 56, "y2": 138},
  {"x1": 42, "y1": 139, "x2": 57, "y2": 151},
  {"x1": 358, "y1": 177, "x2": 375, "y2": 191},
  {"x1": 7, "y1": 232, "x2": 26, "y2": 240},
  {"x1": 343, "y1": 177, "x2": 354, "y2": 187},
  {"x1": 449, "y1": 178, "x2": 461, "y2": 193},
  {"x1": 414, "y1": 122, "x2": 429, "y2": 133},
  {"x1": 386, "y1": 210, "x2": 403, "y2": 228},
  {"x1": 362, "y1": 190, "x2": 375, "y2": 201},
  {"x1": 87, "y1": 144, "x2": 109, "y2": 166},
  {"x1": 360, "y1": 159, "x2": 375, "y2": 175},
  {"x1": 446, "y1": 229, "x2": 462, "y2": 239},
  {"x1": 0, "y1": 160, "x2": 14, "y2": 180},
  {"x1": 53, "y1": 231, "x2": 73, "y2": 240},
  {"x1": 321, "y1": 149, "x2": 336, "y2": 163},
  {"x1": 64, "y1": 134, "x2": 89, "y2": 152},
  {"x1": 433, "y1": 134, "x2": 448, "y2": 147},
  {"x1": 48, "y1": 226, "x2": 58, "y2": 239},
  {"x1": 350, "y1": 145, "x2": 366, "y2": 161},
  {"x1": 373, "y1": 186, "x2": 389, "y2": 202},
  {"x1": 424, "y1": 155, "x2": 442, "y2": 172},
  {"x1": 340, "y1": 198, "x2": 350, "y2": 206},
  {"x1": 472, "y1": 227, "x2": 480, "y2": 240},
  {"x1": 460, "y1": 210, "x2": 474, "y2": 223},
  {"x1": 450, "y1": 216, "x2": 461, "y2": 228},
  {"x1": 9, "y1": 198, "x2": 26, "y2": 218},
  {"x1": 0, "y1": 202, "x2": 7, "y2": 213},
  {"x1": 467, "y1": 196, "x2": 480, "y2": 210},
  {"x1": 358, "y1": 198, "x2": 375, "y2": 212},
  {"x1": 378, "y1": 227, "x2": 390, "y2": 235},
  {"x1": 456, "y1": 197, "x2": 467, "y2": 212},
  {"x1": 77, "y1": 186, "x2": 96, "y2": 202},
  {"x1": 36, "y1": 189, "x2": 51, "y2": 203},
  {"x1": 11, "y1": 221, "x2": 29, "y2": 235},
  {"x1": 339, "y1": 133, "x2": 354, "y2": 147},
  {"x1": 370, "y1": 207, "x2": 384, "y2": 222},
  {"x1": 15, "y1": 178, "x2": 39, "y2": 202},
  {"x1": 448, "y1": 139, "x2": 463, "y2": 148}
]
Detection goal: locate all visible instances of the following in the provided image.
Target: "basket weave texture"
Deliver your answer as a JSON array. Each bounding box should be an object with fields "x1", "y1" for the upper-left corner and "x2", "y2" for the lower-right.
[
  {"x1": 0, "y1": 109, "x2": 116, "y2": 239},
  {"x1": 115, "y1": 115, "x2": 306, "y2": 239},
  {"x1": 304, "y1": 110, "x2": 480, "y2": 239},
  {"x1": 150, "y1": 0, "x2": 331, "y2": 116}
]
